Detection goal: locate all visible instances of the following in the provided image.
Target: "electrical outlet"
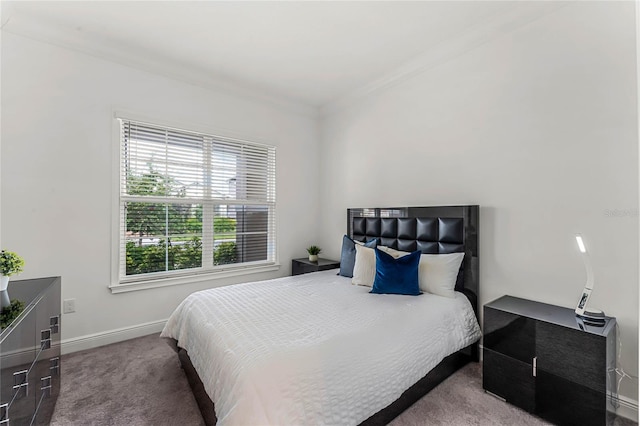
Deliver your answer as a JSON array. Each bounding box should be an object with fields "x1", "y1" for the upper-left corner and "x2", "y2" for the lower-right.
[{"x1": 63, "y1": 299, "x2": 76, "y2": 314}]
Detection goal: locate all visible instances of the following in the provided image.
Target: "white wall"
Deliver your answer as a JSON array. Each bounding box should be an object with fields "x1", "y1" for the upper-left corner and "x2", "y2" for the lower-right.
[
  {"x1": 1, "y1": 0, "x2": 638, "y2": 415},
  {"x1": 319, "y1": 2, "x2": 639, "y2": 405},
  {"x1": 1, "y1": 33, "x2": 320, "y2": 347}
]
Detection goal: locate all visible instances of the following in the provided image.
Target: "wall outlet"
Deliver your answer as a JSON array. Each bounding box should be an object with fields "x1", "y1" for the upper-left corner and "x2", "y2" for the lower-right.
[{"x1": 63, "y1": 298, "x2": 76, "y2": 314}]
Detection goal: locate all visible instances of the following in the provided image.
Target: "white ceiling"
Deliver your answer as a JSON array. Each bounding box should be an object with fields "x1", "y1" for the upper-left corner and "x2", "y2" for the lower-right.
[{"x1": 3, "y1": 1, "x2": 522, "y2": 109}]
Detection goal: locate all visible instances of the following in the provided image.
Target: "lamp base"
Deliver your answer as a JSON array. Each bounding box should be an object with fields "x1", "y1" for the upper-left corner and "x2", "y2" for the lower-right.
[{"x1": 576, "y1": 308, "x2": 606, "y2": 324}]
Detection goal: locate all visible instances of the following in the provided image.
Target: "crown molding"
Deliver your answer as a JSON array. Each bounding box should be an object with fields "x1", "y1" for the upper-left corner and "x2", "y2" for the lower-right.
[
  {"x1": 1, "y1": 6, "x2": 319, "y2": 119},
  {"x1": 320, "y1": 2, "x2": 568, "y2": 117},
  {"x1": 2, "y1": 2, "x2": 569, "y2": 121}
]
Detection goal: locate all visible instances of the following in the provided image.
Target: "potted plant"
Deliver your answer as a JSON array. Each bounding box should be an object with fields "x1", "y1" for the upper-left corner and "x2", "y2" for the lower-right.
[
  {"x1": 0, "y1": 251, "x2": 25, "y2": 309},
  {"x1": 307, "y1": 245, "x2": 322, "y2": 262}
]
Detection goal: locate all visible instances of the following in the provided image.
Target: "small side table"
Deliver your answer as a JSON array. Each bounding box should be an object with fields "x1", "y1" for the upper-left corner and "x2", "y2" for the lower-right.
[
  {"x1": 291, "y1": 258, "x2": 340, "y2": 276},
  {"x1": 483, "y1": 295, "x2": 616, "y2": 426}
]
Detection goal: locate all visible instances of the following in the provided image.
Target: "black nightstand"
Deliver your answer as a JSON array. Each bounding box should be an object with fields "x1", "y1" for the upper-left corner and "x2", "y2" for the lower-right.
[
  {"x1": 291, "y1": 258, "x2": 340, "y2": 276},
  {"x1": 483, "y1": 295, "x2": 616, "y2": 426}
]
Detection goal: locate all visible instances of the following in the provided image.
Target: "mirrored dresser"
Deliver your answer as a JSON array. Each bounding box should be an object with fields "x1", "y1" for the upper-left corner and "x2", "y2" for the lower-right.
[{"x1": 0, "y1": 277, "x2": 61, "y2": 425}]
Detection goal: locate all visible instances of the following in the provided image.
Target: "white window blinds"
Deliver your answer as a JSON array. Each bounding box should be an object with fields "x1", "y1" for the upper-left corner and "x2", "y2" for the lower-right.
[{"x1": 118, "y1": 118, "x2": 276, "y2": 283}]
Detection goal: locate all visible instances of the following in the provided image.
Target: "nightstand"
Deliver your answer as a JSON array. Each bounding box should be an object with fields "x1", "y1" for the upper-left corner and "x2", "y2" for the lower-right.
[
  {"x1": 483, "y1": 295, "x2": 616, "y2": 426},
  {"x1": 291, "y1": 258, "x2": 340, "y2": 276}
]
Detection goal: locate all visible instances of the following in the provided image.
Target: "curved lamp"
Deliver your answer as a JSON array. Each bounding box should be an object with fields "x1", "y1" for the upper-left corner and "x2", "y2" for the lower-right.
[{"x1": 574, "y1": 235, "x2": 605, "y2": 323}]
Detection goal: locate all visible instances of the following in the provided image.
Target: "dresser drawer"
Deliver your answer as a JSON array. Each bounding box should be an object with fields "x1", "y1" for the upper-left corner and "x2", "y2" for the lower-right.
[{"x1": 32, "y1": 356, "x2": 60, "y2": 426}]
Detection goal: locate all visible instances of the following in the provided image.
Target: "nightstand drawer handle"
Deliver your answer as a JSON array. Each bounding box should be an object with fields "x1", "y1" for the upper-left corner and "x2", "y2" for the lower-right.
[{"x1": 533, "y1": 356, "x2": 537, "y2": 377}]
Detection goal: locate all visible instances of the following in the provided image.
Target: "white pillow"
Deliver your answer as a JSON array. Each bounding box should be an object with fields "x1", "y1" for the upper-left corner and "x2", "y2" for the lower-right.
[
  {"x1": 378, "y1": 246, "x2": 410, "y2": 258},
  {"x1": 353, "y1": 245, "x2": 464, "y2": 296},
  {"x1": 351, "y1": 244, "x2": 377, "y2": 287},
  {"x1": 418, "y1": 252, "x2": 464, "y2": 298},
  {"x1": 378, "y1": 247, "x2": 464, "y2": 297}
]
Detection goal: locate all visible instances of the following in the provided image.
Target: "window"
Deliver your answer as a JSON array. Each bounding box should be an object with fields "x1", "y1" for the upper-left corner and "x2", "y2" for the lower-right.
[{"x1": 115, "y1": 118, "x2": 276, "y2": 285}]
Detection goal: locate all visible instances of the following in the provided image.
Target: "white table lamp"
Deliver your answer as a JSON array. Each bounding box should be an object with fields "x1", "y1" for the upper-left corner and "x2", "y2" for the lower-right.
[{"x1": 574, "y1": 235, "x2": 605, "y2": 324}]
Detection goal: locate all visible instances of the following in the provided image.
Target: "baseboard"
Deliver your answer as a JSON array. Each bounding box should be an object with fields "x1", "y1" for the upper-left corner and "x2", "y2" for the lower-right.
[
  {"x1": 611, "y1": 394, "x2": 639, "y2": 422},
  {"x1": 61, "y1": 319, "x2": 168, "y2": 355}
]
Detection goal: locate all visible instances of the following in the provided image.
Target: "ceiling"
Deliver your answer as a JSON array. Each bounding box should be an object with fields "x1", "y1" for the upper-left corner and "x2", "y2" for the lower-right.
[{"x1": 3, "y1": 1, "x2": 526, "y2": 110}]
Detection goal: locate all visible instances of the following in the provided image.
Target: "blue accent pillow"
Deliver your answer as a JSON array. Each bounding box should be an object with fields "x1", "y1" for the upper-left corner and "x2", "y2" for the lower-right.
[
  {"x1": 370, "y1": 248, "x2": 421, "y2": 296},
  {"x1": 339, "y1": 235, "x2": 377, "y2": 278}
]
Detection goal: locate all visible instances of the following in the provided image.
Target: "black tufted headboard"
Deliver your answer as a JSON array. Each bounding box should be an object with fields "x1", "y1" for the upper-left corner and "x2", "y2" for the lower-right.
[{"x1": 347, "y1": 206, "x2": 479, "y2": 316}]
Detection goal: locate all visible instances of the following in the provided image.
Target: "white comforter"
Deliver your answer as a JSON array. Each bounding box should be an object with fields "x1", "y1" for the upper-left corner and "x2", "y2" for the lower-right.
[{"x1": 161, "y1": 269, "x2": 481, "y2": 426}]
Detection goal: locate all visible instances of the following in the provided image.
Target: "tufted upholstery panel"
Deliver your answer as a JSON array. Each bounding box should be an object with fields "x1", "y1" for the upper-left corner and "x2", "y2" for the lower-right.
[{"x1": 352, "y1": 217, "x2": 464, "y2": 255}]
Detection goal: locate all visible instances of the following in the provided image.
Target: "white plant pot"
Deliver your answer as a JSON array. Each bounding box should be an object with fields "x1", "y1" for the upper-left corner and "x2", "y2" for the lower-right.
[
  {"x1": 308, "y1": 255, "x2": 318, "y2": 262},
  {"x1": 0, "y1": 276, "x2": 10, "y2": 310},
  {"x1": 0, "y1": 276, "x2": 9, "y2": 292}
]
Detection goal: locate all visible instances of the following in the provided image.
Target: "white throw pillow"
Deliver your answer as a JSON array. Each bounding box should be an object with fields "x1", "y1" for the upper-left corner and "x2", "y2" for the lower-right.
[
  {"x1": 353, "y1": 245, "x2": 464, "y2": 296},
  {"x1": 377, "y1": 246, "x2": 410, "y2": 258},
  {"x1": 418, "y1": 252, "x2": 464, "y2": 298},
  {"x1": 352, "y1": 244, "x2": 377, "y2": 287}
]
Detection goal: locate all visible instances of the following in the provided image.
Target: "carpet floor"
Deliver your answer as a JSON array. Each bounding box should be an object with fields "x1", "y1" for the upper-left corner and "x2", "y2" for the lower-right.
[{"x1": 51, "y1": 333, "x2": 636, "y2": 426}]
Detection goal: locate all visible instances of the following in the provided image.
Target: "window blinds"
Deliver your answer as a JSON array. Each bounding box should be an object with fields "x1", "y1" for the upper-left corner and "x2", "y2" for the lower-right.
[{"x1": 118, "y1": 118, "x2": 276, "y2": 282}]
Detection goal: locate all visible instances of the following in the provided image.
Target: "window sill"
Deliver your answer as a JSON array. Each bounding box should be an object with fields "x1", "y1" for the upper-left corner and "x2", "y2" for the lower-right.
[{"x1": 109, "y1": 263, "x2": 281, "y2": 294}]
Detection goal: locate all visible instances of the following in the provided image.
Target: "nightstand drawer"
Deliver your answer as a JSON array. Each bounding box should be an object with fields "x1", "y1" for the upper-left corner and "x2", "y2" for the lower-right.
[
  {"x1": 483, "y1": 307, "x2": 535, "y2": 364},
  {"x1": 292, "y1": 258, "x2": 340, "y2": 276},
  {"x1": 536, "y1": 369, "x2": 607, "y2": 426},
  {"x1": 536, "y1": 321, "x2": 608, "y2": 393},
  {"x1": 483, "y1": 348, "x2": 535, "y2": 412}
]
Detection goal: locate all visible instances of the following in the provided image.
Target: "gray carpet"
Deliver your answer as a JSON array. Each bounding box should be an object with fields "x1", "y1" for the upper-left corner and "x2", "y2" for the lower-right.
[
  {"x1": 51, "y1": 334, "x2": 205, "y2": 426},
  {"x1": 51, "y1": 333, "x2": 636, "y2": 426}
]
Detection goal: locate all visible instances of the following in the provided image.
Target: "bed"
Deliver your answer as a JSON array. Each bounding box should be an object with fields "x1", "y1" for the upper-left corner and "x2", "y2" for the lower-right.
[{"x1": 162, "y1": 205, "x2": 481, "y2": 425}]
